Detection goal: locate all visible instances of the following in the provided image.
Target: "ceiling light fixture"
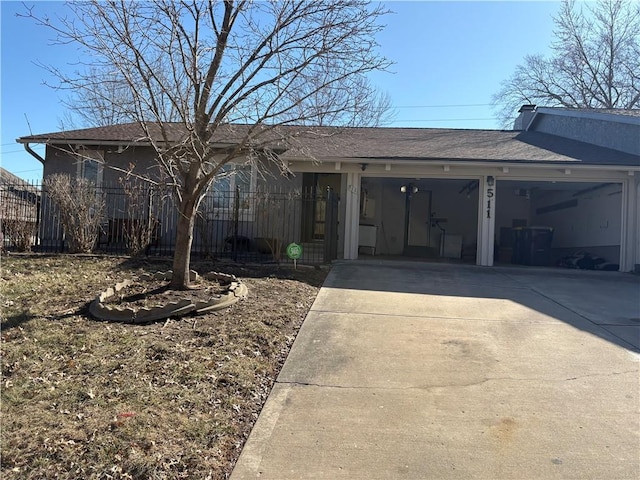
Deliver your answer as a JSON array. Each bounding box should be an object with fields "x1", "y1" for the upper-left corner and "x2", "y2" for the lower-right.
[{"x1": 400, "y1": 184, "x2": 418, "y2": 194}]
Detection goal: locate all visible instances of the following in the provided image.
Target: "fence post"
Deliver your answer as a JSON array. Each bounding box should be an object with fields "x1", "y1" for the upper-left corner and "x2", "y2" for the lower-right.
[
  {"x1": 323, "y1": 187, "x2": 338, "y2": 263},
  {"x1": 233, "y1": 185, "x2": 240, "y2": 262},
  {"x1": 35, "y1": 184, "x2": 42, "y2": 249}
]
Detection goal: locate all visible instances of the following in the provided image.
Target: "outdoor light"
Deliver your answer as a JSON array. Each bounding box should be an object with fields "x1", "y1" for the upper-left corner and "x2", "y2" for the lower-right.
[
  {"x1": 400, "y1": 184, "x2": 418, "y2": 194},
  {"x1": 487, "y1": 176, "x2": 495, "y2": 187}
]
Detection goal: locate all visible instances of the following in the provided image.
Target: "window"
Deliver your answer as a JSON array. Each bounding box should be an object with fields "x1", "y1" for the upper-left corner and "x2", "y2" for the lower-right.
[
  {"x1": 75, "y1": 148, "x2": 104, "y2": 186},
  {"x1": 82, "y1": 159, "x2": 100, "y2": 184},
  {"x1": 205, "y1": 162, "x2": 256, "y2": 218}
]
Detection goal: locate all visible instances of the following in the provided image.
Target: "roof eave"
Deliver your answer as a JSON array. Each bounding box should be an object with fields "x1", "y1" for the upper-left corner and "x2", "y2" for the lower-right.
[
  {"x1": 284, "y1": 156, "x2": 640, "y2": 171},
  {"x1": 17, "y1": 138, "x2": 153, "y2": 147},
  {"x1": 15, "y1": 138, "x2": 269, "y2": 153}
]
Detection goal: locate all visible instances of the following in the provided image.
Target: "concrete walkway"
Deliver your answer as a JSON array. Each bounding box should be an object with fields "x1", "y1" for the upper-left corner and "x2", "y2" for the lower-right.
[{"x1": 231, "y1": 261, "x2": 640, "y2": 479}]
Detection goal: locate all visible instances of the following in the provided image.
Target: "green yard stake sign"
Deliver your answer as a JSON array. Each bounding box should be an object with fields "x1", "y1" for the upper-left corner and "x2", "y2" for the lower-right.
[{"x1": 286, "y1": 242, "x2": 302, "y2": 269}]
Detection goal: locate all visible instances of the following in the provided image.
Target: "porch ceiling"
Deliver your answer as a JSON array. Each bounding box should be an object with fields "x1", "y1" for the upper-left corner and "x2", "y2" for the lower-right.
[{"x1": 363, "y1": 177, "x2": 615, "y2": 194}]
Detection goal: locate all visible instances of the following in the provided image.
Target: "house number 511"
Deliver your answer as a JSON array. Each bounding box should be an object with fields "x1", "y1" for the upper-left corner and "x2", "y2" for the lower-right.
[{"x1": 486, "y1": 176, "x2": 495, "y2": 219}]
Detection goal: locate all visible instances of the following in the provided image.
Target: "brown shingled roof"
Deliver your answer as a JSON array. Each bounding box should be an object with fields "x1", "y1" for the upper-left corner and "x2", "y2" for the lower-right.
[
  {"x1": 17, "y1": 122, "x2": 186, "y2": 144},
  {"x1": 0, "y1": 166, "x2": 32, "y2": 186},
  {"x1": 17, "y1": 123, "x2": 640, "y2": 167},
  {"x1": 280, "y1": 127, "x2": 640, "y2": 166},
  {"x1": 16, "y1": 123, "x2": 288, "y2": 148}
]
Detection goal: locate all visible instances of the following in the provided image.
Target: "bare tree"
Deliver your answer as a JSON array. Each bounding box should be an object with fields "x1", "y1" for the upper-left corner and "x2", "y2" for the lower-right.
[
  {"x1": 63, "y1": 68, "x2": 395, "y2": 130},
  {"x1": 60, "y1": 69, "x2": 139, "y2": 128},
  {"x1": 282, "y1": 72, "x2": 395, "y2": 127},
  {"x1": 493, "y1": 0, "x2": 640, "y2": 127},
  {"x1": 26, "y1": 0, "x2": 391, "y2": 288}
]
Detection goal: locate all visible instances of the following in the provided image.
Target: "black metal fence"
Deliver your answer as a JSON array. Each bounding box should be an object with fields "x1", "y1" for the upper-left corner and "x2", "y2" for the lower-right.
[{"x1": 1, "y1": 182, "x2": 339, "y2": 265}]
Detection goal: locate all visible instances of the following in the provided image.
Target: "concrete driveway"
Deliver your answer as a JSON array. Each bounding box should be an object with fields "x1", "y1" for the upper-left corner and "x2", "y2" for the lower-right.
[{"x1": 231, "y1": 261, "x2": 640, "y2": 479}]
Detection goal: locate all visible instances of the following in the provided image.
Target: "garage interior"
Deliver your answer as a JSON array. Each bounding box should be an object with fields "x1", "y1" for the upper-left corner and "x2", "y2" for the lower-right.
[
  {"x1": 358, "y1": 177, "x2": 623, "y2": 270},
  {"x1": 495, "y1": 180, "x2": 622, "y2": 269},
  {"x1": 359, "y1": 177, "x2": 479, "y2": 261}
]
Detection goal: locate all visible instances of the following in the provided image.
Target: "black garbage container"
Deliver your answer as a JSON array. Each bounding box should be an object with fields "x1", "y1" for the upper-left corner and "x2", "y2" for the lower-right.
[
  {"x1": 512, "y1": 226, "x2": 554, "y2": 266},
  {"x1": 511, "y1": 227, "x2": 525, "y2": 265}
]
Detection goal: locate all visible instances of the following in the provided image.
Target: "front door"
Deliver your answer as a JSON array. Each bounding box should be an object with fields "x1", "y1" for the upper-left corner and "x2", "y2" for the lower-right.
[{"x1": 301, "y1": 172, "x2": 342, "y2": 242}]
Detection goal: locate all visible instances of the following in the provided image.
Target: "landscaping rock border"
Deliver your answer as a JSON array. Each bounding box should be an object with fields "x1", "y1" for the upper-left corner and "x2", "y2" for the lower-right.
[{"x1": 89, "y1": 270, "x2": 248, "y2": 323}]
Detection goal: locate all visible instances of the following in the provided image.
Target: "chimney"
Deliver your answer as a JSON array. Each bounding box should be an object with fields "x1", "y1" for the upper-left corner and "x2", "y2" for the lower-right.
[{"x1": 513, "y1": 104, "x2": 536, "y2": 130}]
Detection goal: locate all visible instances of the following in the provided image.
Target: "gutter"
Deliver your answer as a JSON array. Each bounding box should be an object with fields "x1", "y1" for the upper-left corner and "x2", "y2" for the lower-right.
[
  {"x1": 17, "y1": 139, "x2": 152, "y2": 148},
  {"x1": 16, "y1": 139, "x2": 254, "y2": 150}
]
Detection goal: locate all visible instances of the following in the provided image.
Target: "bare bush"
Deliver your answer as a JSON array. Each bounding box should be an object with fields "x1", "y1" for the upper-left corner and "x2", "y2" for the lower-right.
[
  {"x1": 1, "y1": 219, "x2": 36, "y2": 252},
  {"x1": 119, "y1": 176, "x2": 158, "y2": 256},
  {"x1": 0, "y1": 183, "x2": 39, "y2": 252},
  {"x1": 44, "y1": 174, "x2": 105, "y2": 253},
  {"x1": 254, "y1": 190, "x2": 301, "y2": 262}
]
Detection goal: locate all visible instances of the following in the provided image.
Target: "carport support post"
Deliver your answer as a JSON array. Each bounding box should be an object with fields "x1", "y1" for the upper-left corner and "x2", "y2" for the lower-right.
[
  {"x1": 636, "y1": 177, "x2": 640, "y2": 272},
  {"x1": 620, "y1": 176, "x2": 639, "y2": 272},
  {"x1": 343, "y1": 172, "x2": 361, "y2": 260},
  {"x1": 477, "y1": 176, "x2": 496, "y2": 266}
]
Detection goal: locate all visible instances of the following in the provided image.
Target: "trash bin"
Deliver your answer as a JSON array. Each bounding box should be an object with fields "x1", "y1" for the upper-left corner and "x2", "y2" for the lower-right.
[
  {"x1": 511, "y1": 227, "x2": 525, "y2": 264},
  {"x1": 512, "y1": 226, "x2": 554, "y2": 266}
]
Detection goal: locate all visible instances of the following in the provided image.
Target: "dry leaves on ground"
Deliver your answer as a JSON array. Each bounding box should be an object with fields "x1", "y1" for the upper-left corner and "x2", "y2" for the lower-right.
[{"x1": 1, "y1": 255, "x2": 327, "y2": 479}]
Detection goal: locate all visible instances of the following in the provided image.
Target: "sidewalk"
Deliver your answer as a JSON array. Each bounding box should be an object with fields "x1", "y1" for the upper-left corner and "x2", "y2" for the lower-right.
[{"x1": 231, "y1": 261, "x2": 640, "y2": 479}]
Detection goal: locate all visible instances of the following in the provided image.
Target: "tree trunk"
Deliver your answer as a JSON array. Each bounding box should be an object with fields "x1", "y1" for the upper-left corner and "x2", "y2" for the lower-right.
[{"x1": 171, "y1": 196, "x2": 198, "y2": 290}]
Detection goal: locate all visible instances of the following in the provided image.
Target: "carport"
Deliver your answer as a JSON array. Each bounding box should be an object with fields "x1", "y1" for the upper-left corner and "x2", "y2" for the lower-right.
[
  {"x1": 495, "y1": 180, "x2": 623, "y2": 269},
  {"x1": 333, "y1": 166, "x2": 636, "y2": 272},
  {"x1": 359, "y1": 177, "x2": 479, "y2": 260},
  {"x1": 285, "y1": 110, "x2": 639, "y2": 272},
  {"x1": 357, "y1": 176, "x2": 625, "y2": 269}
]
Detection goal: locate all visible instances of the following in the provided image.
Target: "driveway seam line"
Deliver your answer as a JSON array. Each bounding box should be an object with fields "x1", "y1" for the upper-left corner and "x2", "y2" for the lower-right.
[
  {"x1": 308, "y1": 308, "x2": 570, "y2": 324},
  {"x1": 277, "y1": 371, "x2": 636, "y2": 391}
]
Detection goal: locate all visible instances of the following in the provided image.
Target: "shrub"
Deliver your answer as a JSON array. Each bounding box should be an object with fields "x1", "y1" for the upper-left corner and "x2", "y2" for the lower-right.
[
  {"x1": 44, "y1": 174, "x2": 105, "y2": 253},
  {"x1": 0, "y1": 184, "x2": 39, "y2": 252},
  {"x1": 1, "y1": 219, "x2": 36, "y2": 252},
  {"x1": 119, "y1": 177, "x2": 158, "y2": 256}
]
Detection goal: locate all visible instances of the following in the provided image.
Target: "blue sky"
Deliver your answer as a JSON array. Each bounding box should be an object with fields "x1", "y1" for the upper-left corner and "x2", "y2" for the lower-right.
[{"x1": 1, "y1": 1, "x2": 559, "y2": 182}]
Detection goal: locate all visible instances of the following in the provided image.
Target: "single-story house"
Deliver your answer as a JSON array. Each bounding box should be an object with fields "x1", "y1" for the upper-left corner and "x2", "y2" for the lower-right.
[
  {"x1": 0, "y1": 167, "x2": 40, "y2": 250},
  {"x1": 17, "y1": 105, "x2": 640, "y2": 271}
]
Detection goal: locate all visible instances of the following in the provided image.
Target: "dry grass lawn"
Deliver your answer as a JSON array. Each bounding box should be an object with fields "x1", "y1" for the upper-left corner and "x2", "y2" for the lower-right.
[{"x1": 1, "y1": 254, "x2": 327, "y2": 479}]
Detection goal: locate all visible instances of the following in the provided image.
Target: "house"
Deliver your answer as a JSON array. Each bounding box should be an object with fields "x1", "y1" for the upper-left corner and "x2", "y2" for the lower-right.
[
  {"x1": 0, "y1": 167, "x2": 40, "y2": 251},
  {"x1": 16, "y1": 106, "x2": 640, "y2": 271}
]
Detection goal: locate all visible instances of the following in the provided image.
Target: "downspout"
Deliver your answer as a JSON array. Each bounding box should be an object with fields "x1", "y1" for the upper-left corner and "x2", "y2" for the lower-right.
[{"x1": 23, "y1": 143, "x2": 46, "y2": 164}]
